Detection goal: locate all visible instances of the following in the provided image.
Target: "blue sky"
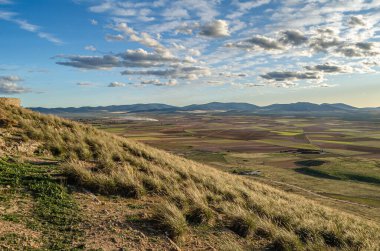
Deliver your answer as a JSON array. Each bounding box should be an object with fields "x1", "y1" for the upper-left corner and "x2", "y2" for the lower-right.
[{"x1": 0, "y1": 0, "x2": 380, "y2": 107}]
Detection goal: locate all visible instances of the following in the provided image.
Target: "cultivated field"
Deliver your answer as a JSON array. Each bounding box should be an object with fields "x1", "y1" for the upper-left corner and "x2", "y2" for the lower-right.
[{"x1": 86, "y1": 112, "x2": 380, "y2": 222}]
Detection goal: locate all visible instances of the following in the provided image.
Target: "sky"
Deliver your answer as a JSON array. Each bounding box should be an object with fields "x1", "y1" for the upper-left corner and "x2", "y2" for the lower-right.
[{"x1": 0, "y1": 0, "x2": 380, "y2": 108}]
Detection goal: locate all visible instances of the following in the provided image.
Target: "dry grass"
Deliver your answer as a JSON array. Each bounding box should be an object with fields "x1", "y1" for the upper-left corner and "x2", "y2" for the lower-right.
[{"x1": 1, "y1": 103, "x2": 380, "y2": 250}]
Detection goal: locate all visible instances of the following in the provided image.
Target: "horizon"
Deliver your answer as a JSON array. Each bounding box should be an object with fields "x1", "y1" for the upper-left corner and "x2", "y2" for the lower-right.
[
  {"x1": 22, "y1": 99, "x2": 378, "y2": 109},
  {"x1": 1, "y1": 0, "x2": 380, "y2": 108}
]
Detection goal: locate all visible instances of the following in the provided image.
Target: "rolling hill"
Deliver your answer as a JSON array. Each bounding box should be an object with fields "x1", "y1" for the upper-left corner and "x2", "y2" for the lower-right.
[
  {"x1": 180, "y1": 102, "x2": 259, "y2": 111},
  {"x1": 31, "y1": 103, "x2": 176, "y2": 114},
  {"x1": 1, "y1": 101, "x2": 380, "y2": 250},
  {"x1": 29, "y1": 102, "x2": 373, "y2": 116}
]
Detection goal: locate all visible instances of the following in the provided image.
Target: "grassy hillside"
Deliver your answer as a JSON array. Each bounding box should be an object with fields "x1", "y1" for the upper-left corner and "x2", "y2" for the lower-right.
[{"x1": 1, "y1": 102, "x2": 380, "y2": 250}]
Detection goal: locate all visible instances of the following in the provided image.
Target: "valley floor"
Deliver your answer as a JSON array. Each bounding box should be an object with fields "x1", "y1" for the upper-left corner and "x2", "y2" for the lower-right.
[{"x1": 90, "y1": 112, "x2": 380, "y2": 222}]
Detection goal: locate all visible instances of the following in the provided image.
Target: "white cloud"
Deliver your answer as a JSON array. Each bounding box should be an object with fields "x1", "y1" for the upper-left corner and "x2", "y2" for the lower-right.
[
  {"x1": 108, "y1": 81, "x2": 127, "y2": 87},
  {"x1": 77, "y1": 82, "x2": 96, "y2": 87},
  {"x1": 105, "y1": 34, "x2": 124, "y2": 41},
  {"x1": 226, "y1": 35, "x2": 284, "y2": 51},
  {"x1": 122, "y1": 66, "x2": 211, "y2": 80},
  {"x1": 56, "y1": 55, "x2": 120, "y2": 70},
  {"x1": 0, "y1": 75, "x2": 30, "y2": 94},
  {"x1": 84, "y1": 45, "x2": 97, "y2": 51},
  {"x1": 199, "y1": 20, "x2": 230, "y2": 37},
  {"x1": 140, "y1": 79, "x2": 177, "y2": 86},
  {"x1": 65, "y1": 0, "x2": 380, "y2": 89},
  {"x1": 0, "y1": 11, "x2": 62, "y2": 44},
  {"x1": 90, "y1": 19, "x2": 98, "y2": 25},
  {"x1": 162, "y1": 7, "x2": 189, "y2": 20}
]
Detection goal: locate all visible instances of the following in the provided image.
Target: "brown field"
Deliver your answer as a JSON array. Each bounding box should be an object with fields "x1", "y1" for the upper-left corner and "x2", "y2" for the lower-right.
[{"x1": 86, "y1": 112, "x2": 380, "y2": 222}]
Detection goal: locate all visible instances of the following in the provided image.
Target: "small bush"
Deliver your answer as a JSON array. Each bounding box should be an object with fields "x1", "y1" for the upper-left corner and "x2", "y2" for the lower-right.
[
  {"x1": 272, "y1": 214, "x2": 292, "y2": 229},
  {"x1": 271, "y1": 231, "x2": 303, "y2": 251},
  {"x1": 47, "y1": 143, "x2": 63, "y2": 157},
  {"x1": 295, "y1": 227, "x2": 317, "y2": 243},
  {"x1": 228, "y1": 212, "x2": 256, "y2": 237},
  {"x1": 186, "y1": 205, "x2": 214, "y2": 225},
  {"x1": 320, "y1": 229, "x2": 344, "y2": 248},
  {"x1": 142, "y1": 176, "x2": 165, "y2": 194},
  {"x1": 153, "y1": 201, "x2": 188, "y2": 240}
]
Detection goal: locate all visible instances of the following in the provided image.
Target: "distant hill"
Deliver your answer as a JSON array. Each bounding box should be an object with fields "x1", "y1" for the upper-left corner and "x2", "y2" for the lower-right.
[
  {"x1": 181, "y1": 102, "x2": 259, "y2": 111},
  {"x1": 261, "y1": 102, "x2": 358, "y2": 112},
  {"x1": 29, "y1": 101, "x2": 376, "y2": 115},
  {"x1": 320, "y1": 103, "x2": 358, "y2": 111},
  {"x1": 31, "y1": 103, "x2": 176, "y2": 114}
]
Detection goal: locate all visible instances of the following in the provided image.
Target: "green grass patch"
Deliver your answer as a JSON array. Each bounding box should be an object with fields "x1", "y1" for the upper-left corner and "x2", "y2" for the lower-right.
[
  {"x1": 295, "y1": 158, "x2": 380, "y2": 186},
  {"x1": 0, "y1": 159, "x2": 84, "y2": 250}
]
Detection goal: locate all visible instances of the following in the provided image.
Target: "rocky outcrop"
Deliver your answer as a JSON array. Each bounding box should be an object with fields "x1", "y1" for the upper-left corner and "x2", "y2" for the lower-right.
[{"x1": 0, "y1": 97, "x2": 21, "y2": 107}]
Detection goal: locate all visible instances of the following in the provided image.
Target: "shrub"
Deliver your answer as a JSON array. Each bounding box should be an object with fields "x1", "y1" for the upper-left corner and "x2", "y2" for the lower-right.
[
  {"x1": 271, "y1": 231, "x2": 303, "y2": 251},
  {"x1": 226, "y1": 208, "x2": 257, "y2": 237},
  {"x1": 320, "y1": 229, "x2": 344, "y2": 248},
  {"x1": 186, "y1": 205, "x2": 214, "y2": 225},
  {"x1": 153, "y1": 201, "x2": 188, "y2": 240}
]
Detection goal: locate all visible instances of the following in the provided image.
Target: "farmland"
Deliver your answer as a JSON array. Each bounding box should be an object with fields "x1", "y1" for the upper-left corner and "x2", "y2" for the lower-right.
[{"x1": 80, "y1": 112, "x2": 380, "y2": 222}]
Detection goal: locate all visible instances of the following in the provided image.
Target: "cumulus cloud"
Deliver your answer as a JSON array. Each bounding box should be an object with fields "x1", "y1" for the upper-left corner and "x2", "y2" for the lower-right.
[
  {"x1": 0, "y1": 75, "x2": 30, "y2": 94},
  {"x1": 77, "y1": 82, "x2": 96, "y2": 87},
  {"x1": 114, "y1": 22, "x2": 166, "y2": 51},
  {"x1": 349, "y1": 16, "x2": 366, "y2": 26},
  {"x1": 232, "y1": 0, "x2": 270, "y2": 10},
  {"x1": 335, "y1": 42, "x2": 380, "y2": 57},
  {"x1": 90, "y1": 19, "x2": 98, "y2": 25},
  {"x1": 84, "y1": 45, "x2": 96, "y2": 51},
  {"x1": 105, "y1": 34, "x2": 124, "y2": 41},
  {"x1": 175, "y1": 22, "x2": 200, "y2": 35},
  {"x1": 108, "y1": 81, "x2": 126, "y2": 87},
  {"x1": 122, "y1": 66, "x2": 211, "y2": 80},
  {"x1": 226, "y1": 35, "x2": 284, "y2": 50},
  {"x1": 162, "y1": 7, "x2": 189, "y2": 20},
  {"x1": 119, "y1": 48, "x2": 178, "y2": 65},
  {"x1": 304, "y1": 63, "x2": 352, "y2": 73},
  {"x1": 199, "y1": 20, "x2": 230, "y2": 37},
  {"x1": 207, "y1": 80, "x2": 224, "y2": 86},
  {"x1": 61, "y1": 0, "x2": 380, "y2": 89},
  {"x1": 56, "y1": 55, "x2": 120, "y2": 70},
  {"x1": 140, "y1": 79, "x2": 177, "y2": 86},
  {"x1": 279, "y1": 30, "x2": 308, "y2": 46},
  {"x1": 261, "y1": 71, "x2": 322, "y2": 81},
  {"x1": 309, "y1": 35, "x2": 343, "y2": 52},
  {"x1": 219, "y1": 72, "x2": 247, "y2": 77},
  {"x1": 114, "y1": 22, "x2": 135, "y2": 35}
]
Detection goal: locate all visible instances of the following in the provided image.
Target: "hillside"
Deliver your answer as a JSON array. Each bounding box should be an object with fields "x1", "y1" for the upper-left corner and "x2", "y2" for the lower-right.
[{"x1": 1, "y1": 102, "x2": 380, "y2": 250}]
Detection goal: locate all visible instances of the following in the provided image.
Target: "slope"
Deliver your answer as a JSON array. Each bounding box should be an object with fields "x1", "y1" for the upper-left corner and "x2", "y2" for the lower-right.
[{"x1": 0, "y1": 102, "x2": 379, "y2": 250}]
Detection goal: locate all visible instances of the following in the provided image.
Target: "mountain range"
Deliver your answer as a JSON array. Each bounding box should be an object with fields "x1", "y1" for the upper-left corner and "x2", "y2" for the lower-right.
[{"x1": 29, "y1": 102, "x2": 379, "y2": 115}]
